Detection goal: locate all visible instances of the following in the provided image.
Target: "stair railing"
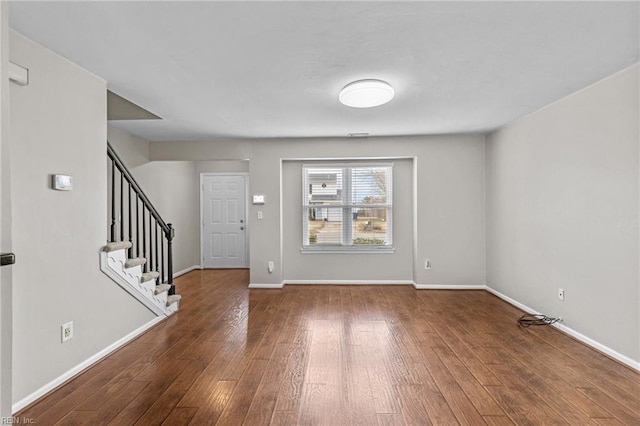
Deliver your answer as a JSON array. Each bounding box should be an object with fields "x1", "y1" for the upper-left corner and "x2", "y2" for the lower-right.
[{"x1": 107, "y1": 141, "x2": 175, "y2": 295}]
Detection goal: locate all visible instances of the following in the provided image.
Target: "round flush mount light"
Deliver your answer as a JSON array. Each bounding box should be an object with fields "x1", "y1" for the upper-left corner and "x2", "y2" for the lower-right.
[{"x1": 339, "y1": 79, "x2": 394, "y2": 108}]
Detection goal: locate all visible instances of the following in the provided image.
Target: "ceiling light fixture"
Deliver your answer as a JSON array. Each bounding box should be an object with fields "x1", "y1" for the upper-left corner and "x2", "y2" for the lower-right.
[{"x1": 339, "y1": 79, "x2": 394, "y2": 108}]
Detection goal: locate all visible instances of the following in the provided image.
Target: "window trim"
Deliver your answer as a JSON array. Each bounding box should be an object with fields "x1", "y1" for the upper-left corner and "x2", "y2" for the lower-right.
[{"x1": 301, "y1": 162, "x2": 393, "y2": 252}]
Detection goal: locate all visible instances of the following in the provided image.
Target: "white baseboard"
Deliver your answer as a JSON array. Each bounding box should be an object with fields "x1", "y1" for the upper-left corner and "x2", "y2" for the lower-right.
[
  {"x1": 413, "y1": 283, "x2": 486, "y2": 290},
  {"x1": 12, "y1": 316, "x2": 166, "y2": 414},
  {"x1": 174, "y1": 265, "x2": 200, "y2": 278},
  {"x1": 486, "y1": 286, "x2": 640, "y2": 372},
  {"x1": 283, "y1": 279, "x2": 415, "y2": 286},
  {"x1": 248, "y1": 283, "x2": 284, "y2": 289}
]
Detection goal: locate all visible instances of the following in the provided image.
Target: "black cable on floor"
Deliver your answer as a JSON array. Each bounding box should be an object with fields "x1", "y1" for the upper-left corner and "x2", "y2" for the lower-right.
[{"x1": 517, "y1": 313, "x2": 561, "y2": 327}]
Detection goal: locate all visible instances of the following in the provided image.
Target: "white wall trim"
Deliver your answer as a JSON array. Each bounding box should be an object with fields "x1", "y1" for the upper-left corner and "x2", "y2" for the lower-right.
[
  {"x1": 11, "y1": 316, "x2": 165, "y2": 414},
  {"x1": 283, "y1": 279, "x2": 415, "y2": 286},
  {"x1": 174, "y1": 265, "x2": 200, "y2": 278},
  {"x1": 486, "y1": 286, "x2": 640, "y2": 372},
  {"x1": 248, "y1": 283, "x2": 284, "y2": 289},
  {"x1": 413, "y1": 283, "x2": 486, "y2": 290}
]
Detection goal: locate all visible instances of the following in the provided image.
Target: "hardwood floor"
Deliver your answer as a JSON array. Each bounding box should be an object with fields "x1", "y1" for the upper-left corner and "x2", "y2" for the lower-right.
[{"x1": 18, "y1": 270, "x2": 640, "y2": 425}]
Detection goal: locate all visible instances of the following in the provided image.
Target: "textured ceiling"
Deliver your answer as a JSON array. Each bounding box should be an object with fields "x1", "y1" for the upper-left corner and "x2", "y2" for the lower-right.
[{"x1": 9, "y1": 1, "x2": 640, "y2": 141}]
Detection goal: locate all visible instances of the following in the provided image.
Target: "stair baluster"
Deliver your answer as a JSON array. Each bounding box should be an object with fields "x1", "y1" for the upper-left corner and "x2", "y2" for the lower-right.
[
  {"x1": 120, "y1": 172, "x2": 124, "y2": 243},
  {"x1": 148, "y1": 210, "x2": 153, "y2": 275},
  {"x1": 128, "y1": 183, "x2": 133, "y2": 259},
  {"x1": 136, "y1": 193, "x2": 140, "y2": 258},
  {"x1": 155, "y1": 222, "x2": 159, "y2": 285},
  {"x1": 110, "y1": 160, "x2": 116, "y2": 242}
]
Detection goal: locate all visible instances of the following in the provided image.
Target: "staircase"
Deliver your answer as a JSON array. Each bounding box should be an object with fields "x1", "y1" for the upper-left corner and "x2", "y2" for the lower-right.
[{"x1": 100, "y1": 142, "x2": 181, "y2": 316}]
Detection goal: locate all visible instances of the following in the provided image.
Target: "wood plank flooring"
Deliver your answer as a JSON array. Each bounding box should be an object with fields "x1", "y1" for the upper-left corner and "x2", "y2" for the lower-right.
[{"x1": 18, "y1": 269, "x2": 640, "y2": 425}]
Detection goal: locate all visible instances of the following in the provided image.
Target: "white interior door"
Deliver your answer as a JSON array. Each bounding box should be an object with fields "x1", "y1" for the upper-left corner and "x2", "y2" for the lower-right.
[{"x1": 201, "y1": 175, "x2": 247, "y2": 268}]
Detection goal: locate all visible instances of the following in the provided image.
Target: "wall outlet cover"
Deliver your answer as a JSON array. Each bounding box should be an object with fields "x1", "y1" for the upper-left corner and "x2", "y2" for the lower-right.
[
  {"x1": 558, "y1": 288, "x2": 565, "y2": 301},
  {"x1": 61, "y1": 321, "x2": 74, "y2": 343}
]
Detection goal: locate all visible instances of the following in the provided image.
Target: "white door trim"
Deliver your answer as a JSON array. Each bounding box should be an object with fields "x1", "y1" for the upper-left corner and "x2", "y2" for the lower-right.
[{"x1": 200, "y1": 173, "x2": 250, "y2": 268}]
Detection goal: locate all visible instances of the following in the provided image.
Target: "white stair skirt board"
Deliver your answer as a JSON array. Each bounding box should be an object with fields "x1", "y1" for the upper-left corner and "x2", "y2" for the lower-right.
[
  {"x1": 486, "y1": 286, "x2": 640, "y2": 372},
  {"x1": 100, "y1": 248, "x2": 180, "y2": 316},
  {"x1": 12, "y1": 316, "x2": 165, "y2": 414}
]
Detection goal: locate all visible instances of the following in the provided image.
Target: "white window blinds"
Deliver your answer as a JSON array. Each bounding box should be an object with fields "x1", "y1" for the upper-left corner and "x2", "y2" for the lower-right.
[{"x1": 302, "y1": 163, "x2": 393, "y2": 250}]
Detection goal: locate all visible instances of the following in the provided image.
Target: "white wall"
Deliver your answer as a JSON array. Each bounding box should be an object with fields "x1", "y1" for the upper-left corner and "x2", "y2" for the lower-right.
[
  {"x1": 108, "y1": 126, "x2": 200, "y2": 273},
  {"x1": 151, "y1": 135, "x2": 486, "y2": 287},
  {"x1": 486, "y1": 64, "x2": 639, "y2": 362},
  {"x1": 10, "y1": 32, "x2": 155, "y2": 404},
  {"x1": 130, "y1": 161, "x2": 199, "y2": 272},
  {"x1": 0, "y1": 2, "x2": 12, "y2": 416},
  {"x1": 282, "y1": 159, "x2": 414, "y2": 282},
  {"x1": 108, "y1": 125, "x2": 149, "y2": 168},
  {"x1": 195, "y1": 160, "x2": 249, "y2": 175}
]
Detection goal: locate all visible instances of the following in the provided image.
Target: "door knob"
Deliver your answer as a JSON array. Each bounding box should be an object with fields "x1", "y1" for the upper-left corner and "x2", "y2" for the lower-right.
[{"x1": 240, "y1": 226, "x2": 245, "y2": 230}]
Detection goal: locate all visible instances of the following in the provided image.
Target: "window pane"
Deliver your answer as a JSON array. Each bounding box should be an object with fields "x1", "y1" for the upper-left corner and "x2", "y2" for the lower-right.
[
  {"x1": 352, "y1": 208, "x2": 390, "y2": 245},
  {"x1": 306, "y1": 207, "x2": 343, "y2": 245},
  {"x1": 352, "y1": 167, "x2": 390, "y2": 205},
  {"x1": 305, "y1": 168, "x2": 343, "y2": 207}
]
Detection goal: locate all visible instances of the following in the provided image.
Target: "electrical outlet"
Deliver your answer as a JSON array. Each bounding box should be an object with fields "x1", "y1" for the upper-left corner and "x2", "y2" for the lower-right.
[
  {"x1": 558, "y1": 288, "x2": 565, "y2": 301},
  {"x1": 268, "y1": 261, "x2": 274, "y2": 273},
  {"x1": 257, "y1": 211, "x2": 263, "y2": 220},
  {"x1": 424, "y1": 259, "x2": 431, "y2": 270},
  {"x1": 61, "y1": 321, "x2": 73, "y2": 343}
]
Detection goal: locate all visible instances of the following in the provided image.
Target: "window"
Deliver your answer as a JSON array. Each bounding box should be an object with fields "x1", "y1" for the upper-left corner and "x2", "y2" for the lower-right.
[{"x1": 302, "y1": 163, "x2": 393, "y2": 251}]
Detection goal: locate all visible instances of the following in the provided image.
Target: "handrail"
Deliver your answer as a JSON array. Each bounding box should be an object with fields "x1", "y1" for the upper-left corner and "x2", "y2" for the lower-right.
[{"x1": 107, "y1": 141, "x2": 174, "y2": 293}]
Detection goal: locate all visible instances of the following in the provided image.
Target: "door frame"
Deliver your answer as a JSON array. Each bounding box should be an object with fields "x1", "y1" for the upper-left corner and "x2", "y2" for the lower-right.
[{"x1": 199, "y1": 173, "x2": 250, "y2": 268}]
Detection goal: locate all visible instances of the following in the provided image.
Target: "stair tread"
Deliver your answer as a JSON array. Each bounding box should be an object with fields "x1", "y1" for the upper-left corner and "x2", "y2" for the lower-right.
[
  {"x1": 154, "y1": 284, "x2": 171, "y2": 295},
  {"x1": 104, "y1": 241, "x2": 132, "y2": 252},
  {"x1": 141, "y1": 271, "x2": 160, "y2": 283},
  {"x1": 124, "y1": 258, "x2": 146, "y2": 269},
  {"x1": 166, "y1": 294, "x2": 182, "y2": 306}
]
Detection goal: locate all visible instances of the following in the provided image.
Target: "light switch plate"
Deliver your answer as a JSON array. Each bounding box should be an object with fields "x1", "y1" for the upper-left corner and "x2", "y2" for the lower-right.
[{"x1": 252, "y1": 194, "x2": 265, "y2": 204}]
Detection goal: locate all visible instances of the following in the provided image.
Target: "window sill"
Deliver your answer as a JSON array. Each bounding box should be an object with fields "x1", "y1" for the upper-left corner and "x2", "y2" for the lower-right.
[{"x1": 300, "y1": 247, "x2": 395, "y2": 254}]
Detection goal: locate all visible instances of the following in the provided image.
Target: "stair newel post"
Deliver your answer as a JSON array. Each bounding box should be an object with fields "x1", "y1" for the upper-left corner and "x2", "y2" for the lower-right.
[
  {"x1": 110, "y1": 159, "x2": 116, "y2": 242},
  {"x1": 120, "y1": 172, "x2": 124, "y2": 242},
  {"x1": 167, "y1": 223, "x2": 175, "y2": 295},
  {"x1": 128, "y1": 183, "x2": 133, "y2": 259}
]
